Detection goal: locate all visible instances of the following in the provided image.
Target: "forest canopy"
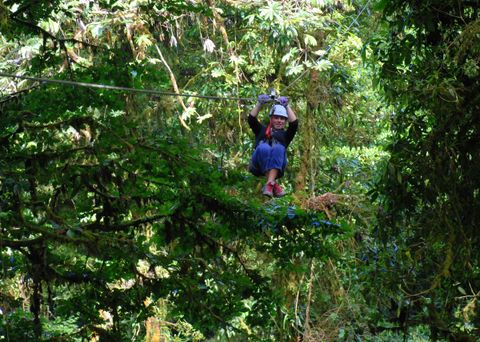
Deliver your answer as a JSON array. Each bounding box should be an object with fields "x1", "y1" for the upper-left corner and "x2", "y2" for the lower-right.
[{"x1": 0, "y1": 0, "x2": 479, "y2": 340}]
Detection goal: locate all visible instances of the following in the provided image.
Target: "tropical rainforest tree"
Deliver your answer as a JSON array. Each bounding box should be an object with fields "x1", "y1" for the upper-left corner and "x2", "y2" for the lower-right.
[
  {"x1": 370, "y1": 0, "x2": 480, "y2": 340},
  {"x1": 0, "y1": 0, "x2": 393, "y2": 340}
]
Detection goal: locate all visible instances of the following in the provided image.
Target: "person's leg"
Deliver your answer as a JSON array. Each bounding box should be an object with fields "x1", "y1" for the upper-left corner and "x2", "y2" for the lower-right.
[
  {"x1": 262, "y1": 170, "x2": 275, "y2": 196},
  {"x1": 266, "y1": 169, "x2": 279, "y2": 183},
  {"x1": 251, "y1": 143, "x2": 276, "y2": 196},
  {"x1": 250, "y1": 142, "x2": 271, "y2": 176},
  {"x1": 265, "y1": 144, "x2": 286, "y2": 174},
  {"x1": 267, "y1": 144, "x2": 287, "y2": 197},
  {"x1": 253, "y1": 143, "x2": 288, "y2": 197},
  {"x1": 263, "y1": 168, "x2": 286, "y2": 197}
]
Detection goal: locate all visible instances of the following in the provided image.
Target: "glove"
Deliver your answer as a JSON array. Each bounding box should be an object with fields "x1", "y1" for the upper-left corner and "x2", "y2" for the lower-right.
[
  {"x1": 257, "y1": 94, "x2": 271, "y2": 105},
  {"x1": 278, "y1": 96, "x2": 289, "y2": 107}
]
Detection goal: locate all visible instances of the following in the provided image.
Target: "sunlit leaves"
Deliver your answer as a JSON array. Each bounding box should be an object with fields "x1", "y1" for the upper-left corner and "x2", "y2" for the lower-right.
[
  {"x1": 259, "y1": 2, "x2": 283, "y2": 22},
  {"x1": 38, "y1": 18, "x2": 61, "y2": 35},
  {"x1": 180, "y1": 106, "x2": 197, "y2": 122},
  {"x1": 136, "y1": 34, "x2": 153, "y2": 48},
  {"x1": 463, "y1": 58, "x2": 479, "y2": 78},
  {"x1": 88, "y1": 23, "x2": 105, "y2": 39},
  {"x1": 18, "y1": 38, "x2": 41, "y2": 58},
  {"x1": 285, "y1": 62, "x2": 304, "y2": 76},
  {"x1": 304, "y1": 34, "x2": 317, "y2": 47},
  {"x1": 0, "y1": 0, "x2": 392, "y2": 340},
  {"x1": 196, "y1": 113, "x2": 212, "y2": 123},
  {"x1": 312, "y1": 59, "x2": 333, "y2": 72},
  {"x1": 313, "y1": 0, "x2": 326, "y2": 7},
  {"x1": 281, "y1": 47, "x2": 300, "y2": 63},
  {"x1": 211, "y1": 67, "x2": 225, "y2": 78},
  {"x1": 312, "y1": 49, "x2": 327, "y2": 57},
  {"x1": 203, "y1": 38, "x2": 215, "y2": 53},
  {"x1": 229, "y1": 54, "x2": 246, "y2": 66}
]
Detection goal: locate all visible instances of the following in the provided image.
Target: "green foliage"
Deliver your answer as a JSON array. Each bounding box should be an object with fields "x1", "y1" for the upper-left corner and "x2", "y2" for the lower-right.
[
  {"x1": 367, "y1": 0, "x2": 480, "y2": 339},
  {"x1": 1, "y1": 309, "x2": 37, "y2": 340},
  {"x1": 0, "y1": 93, "x2": 349, "y2": 339},
  {"x1": 0, "y1": 0, "x2": 396, "y2": 340}
]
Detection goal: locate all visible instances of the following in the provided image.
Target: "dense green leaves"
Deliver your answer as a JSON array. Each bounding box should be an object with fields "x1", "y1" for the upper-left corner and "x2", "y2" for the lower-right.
[
  {"x1": 0, "y1": 95, "x2": 349, "y2": 338},
  {"x1": 369, "y1": 0, "x2": 480, "y2": 339},
  {"x1": 0, "y1": 0, "x2": 399, "y2": 340}
]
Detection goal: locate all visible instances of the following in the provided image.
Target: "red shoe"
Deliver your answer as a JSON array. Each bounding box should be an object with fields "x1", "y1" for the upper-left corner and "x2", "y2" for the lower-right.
[
  {"x1": 262, "y1": 181, "x2": 274, "y2": 197},
  {"x1": 273, "y1": 182, "x2": 285, "y2": 197}
]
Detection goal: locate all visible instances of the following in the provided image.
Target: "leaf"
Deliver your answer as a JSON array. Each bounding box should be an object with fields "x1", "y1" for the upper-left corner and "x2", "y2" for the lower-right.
[
  {"x1": 245, "y1": 14, "x2": 256, "y2": 26},
  {"x1": 282, "y1": 47, "x2": 299, "y2": 63},
  {"x1": 373, "y1": 0, "x2": 389, "y2": 11},
  {"x1": 230, "y1": 54, "x2": 246, "y2": 66},
  {"x1": 181, "y1": 107, "x2": 197, "y2": 121},
  {"x1": 147, "y1": 58, "x2": 162, "y2": 65},
  {"x1": 312, "y1": 59, "x2": 333, "y2": 72},
  {"x1": 259, "y1": 6, "x2": 275, "y2": 22},
  {"x1": 304, "y1": 34, "x2": 317, "y2": 47},
  {"x1": 211, "y1": 68, "x2": 225, "y2": 78},
  {"x1": 110, "y1": 110, "x2": 125, "y2": 118},
  {"x1": 224, "y1": 73, "x2": 237, "y2": 85},
  {"x1": 259, "y1": 2, "x2": 281, "y2": 22},
  {"x1": 313, "y1": 49, "x2": 327, "y2": 57},
  {"x1": 196, "y1": 113, "x2": 212, "y2": 123},
  {"x1": 203, "y1": 39, "x2": 215, "y2": 53},
  {"x1": 170, "y1": 35, "x2": 178, "y2": 47},
  {"x1": 285, "y1": 63, "x2": 304, "y2": 76},
  {"x1": 90, "y1": 24, "x2": 104, "y2": 38},
  {"x1": 47, "y1": 18, "x2": 60, "y2": 35},
  {"x1": 25, "y1": 141, "x2": 37, "y2": 149},
  {"x1": 136, "y1": 34, "x2": 153, "y2": 48}
]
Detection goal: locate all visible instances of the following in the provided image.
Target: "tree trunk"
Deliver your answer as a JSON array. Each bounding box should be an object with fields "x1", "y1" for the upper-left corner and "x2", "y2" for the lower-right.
[{"x1": 295, "y1": 70, "x2": 320, "y2": 193}]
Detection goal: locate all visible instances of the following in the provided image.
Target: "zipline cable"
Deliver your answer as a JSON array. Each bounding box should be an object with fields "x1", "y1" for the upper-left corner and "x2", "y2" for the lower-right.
[
  {"x1": 281, "y1": 0, "x2": 372, "y2": 94},
  {"x1": 1, "y1": 1, "x2": 371, "y2": 102},
  {"x1": 0, "y1": 72, "x2": 256, "y2": 102}
]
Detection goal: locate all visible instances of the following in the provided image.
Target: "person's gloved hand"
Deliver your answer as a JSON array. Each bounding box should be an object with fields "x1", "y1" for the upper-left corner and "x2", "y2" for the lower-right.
[
  {"x1": 257, "y1": 94, "x2": 271, "y2": 105},
  {"x1": 278, "y1": 96, "x2": 289, "y2": 107}
]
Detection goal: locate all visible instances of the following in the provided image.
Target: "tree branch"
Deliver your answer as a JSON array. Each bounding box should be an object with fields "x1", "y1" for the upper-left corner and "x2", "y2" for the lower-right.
[
  {"x1": 303, "y1": 260, "x2": 315, "y2": 338},
  {"x1": 10, "y1": 146, "x2": 94, "y2": 162},
  {"x1": 11, "y1": 17, "x2": 99, "y2": 48},
  {"x1": 0, "y1": 236, "x2": 44, "y2": 248},
  {"x1": 21, "y1": 116, "x2": 94, "y2": 129},
  {"x1": 155, "y1": 44, "x2": 191, "y2": 131},
  {"x1": 0, "y1": 85, "x2": 41, "y2": 106},
  {"x1": 83, "y1": 213, "x2": 169, "y2": 232}
]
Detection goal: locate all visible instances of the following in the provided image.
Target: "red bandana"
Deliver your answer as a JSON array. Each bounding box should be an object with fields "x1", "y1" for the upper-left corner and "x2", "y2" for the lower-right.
[{"x1": 265, "y1": 117, "x2": 273, "y2": 140}]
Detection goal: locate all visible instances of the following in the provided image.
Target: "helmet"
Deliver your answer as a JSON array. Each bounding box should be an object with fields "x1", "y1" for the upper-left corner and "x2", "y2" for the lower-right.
[{"x1": 269, "y1": 104, "x2": 288, "y2": 118}]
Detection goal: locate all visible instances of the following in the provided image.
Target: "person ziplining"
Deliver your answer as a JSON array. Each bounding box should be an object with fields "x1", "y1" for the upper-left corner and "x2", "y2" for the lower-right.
[
  {"x1": 0, "y1": 0, "x2": 371, "y2": 196},
  {"x1": 0, "y1": 73, "x2": 300, "y2": 199},
  {"x1": 248, "y1": 93, "x2": 298, "y2": 197}
]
